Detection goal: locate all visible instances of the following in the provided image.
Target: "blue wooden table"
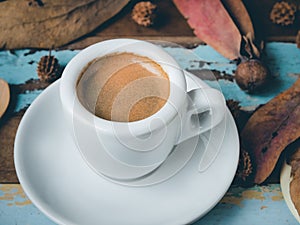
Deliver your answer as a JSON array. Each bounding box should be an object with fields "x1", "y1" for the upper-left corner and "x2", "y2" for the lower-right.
[{"x1": 0, "y1": 42, "x2": 299, "y2": 224}]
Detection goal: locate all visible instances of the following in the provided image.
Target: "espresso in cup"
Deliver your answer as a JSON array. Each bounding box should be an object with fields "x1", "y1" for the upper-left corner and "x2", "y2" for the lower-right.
[
  {"x1": 76, "y1": 52, "x2": 170, "y2": 122},
  {"x1": 61, "y1": 39, "x2": 226, "y2": 180}
]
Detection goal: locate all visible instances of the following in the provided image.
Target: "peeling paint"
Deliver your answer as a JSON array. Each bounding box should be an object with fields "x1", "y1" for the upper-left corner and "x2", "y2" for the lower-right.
[
  {"x1": 241, "y1": 190, "x2": 265, "y2": 201},
  {"x1": 220, "y1": 195, "x2": 243, "y2": 206},
  {"x1": 261, "y1": 205, "x2": 268, "y2": 210},
  {"x1": 271, "y1": 194, "x2": 283, "y2": 201},
  {"x1": 0, "y1": 42, "x2": 299, "y2": 224},
  {"x1": 15, "y1": 199, "x2": 32, "y2": 206},
  {"x1": 0, "y1": 184, "x2": 31, "y2": 206},
  {"x1": 220, "y1": 185, "x2": 284, "y2": 207},
  {"x1": 1, "y1": 43, "x2": 298, "y2": 114}
]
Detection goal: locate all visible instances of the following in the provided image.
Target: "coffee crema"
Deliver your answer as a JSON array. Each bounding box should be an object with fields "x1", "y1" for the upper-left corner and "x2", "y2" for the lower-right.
[{"x1": 76, "y1": 52, "x2": 170, "y2": 122}]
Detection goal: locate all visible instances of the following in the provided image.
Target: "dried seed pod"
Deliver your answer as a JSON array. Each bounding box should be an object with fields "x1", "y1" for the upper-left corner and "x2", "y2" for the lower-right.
[
  {"x1": 270, "y1": 1, "x2": 297, "y2": 26},
  {"x1": 235, "y1": 59, "x2": 269, "y2": 93},
  {"x1": 37, "y1": 52, "x2": 60, "y2": 82},
  {"x1": 131, "y1": 1, "x2": 157, "y2": 27}
]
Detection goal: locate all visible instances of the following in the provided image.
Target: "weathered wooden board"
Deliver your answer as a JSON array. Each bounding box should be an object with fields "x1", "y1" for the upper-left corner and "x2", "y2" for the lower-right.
[
  {"x1": 0, "y1": 184, "x2": 298, "y2": 224},
  {"x1": 0, "y1": 42, "x2": 299, "y2": 183},
  {"x1": 0, "y1": 0, "x2": 298, "y2": 50},
  {"x1": 65, "y1": 0, "x2": 300, "y2": 49}
]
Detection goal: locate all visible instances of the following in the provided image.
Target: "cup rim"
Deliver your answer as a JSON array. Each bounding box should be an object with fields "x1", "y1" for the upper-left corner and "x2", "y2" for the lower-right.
[{"x1": 60, "y1": 38, "x2": 186, "y2": 136}]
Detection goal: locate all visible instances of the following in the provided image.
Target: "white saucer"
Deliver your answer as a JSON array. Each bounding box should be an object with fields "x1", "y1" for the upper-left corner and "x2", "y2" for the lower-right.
[{"x1": 14, "y1": 71, "x2": 239, "y2": 225}]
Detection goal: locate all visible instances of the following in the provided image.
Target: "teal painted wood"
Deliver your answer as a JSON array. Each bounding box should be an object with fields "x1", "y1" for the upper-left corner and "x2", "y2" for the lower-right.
[
  {"x1": 0, "y1": 184, "x2": 54, "y2": 225},
  {"x1": 0, "y1": 184, "x2": 298, "y2": 225},
  {"x1": 197, "y1": 185, "x2": 298, "y2": 225},
  {"x1": 0, "y1": 42, "x2": 299, "y2": 224},
  {"x1": 165, "y1": 42, "x2": 300, "y2": 107},
  {"x1": 0, "y1": 43, "x2": 299, "y2": 112}
]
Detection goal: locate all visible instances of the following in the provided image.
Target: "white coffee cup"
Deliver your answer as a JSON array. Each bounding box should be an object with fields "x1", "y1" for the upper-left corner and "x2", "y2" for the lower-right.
[{"x1": 60, "y1": 39, "x2": 226, "y2": 180}]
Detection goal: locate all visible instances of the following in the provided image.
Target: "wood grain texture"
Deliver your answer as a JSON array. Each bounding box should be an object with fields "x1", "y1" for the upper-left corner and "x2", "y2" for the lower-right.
[
  {"x1": 0, "y1": 111, "x2": 24, "y2": 183},
  {"x1": 0, "y1": 0, "x2": 129, "y2": 49},
  {"x1": 66, "y1": 0, "x2": 196, "y2": 49}
]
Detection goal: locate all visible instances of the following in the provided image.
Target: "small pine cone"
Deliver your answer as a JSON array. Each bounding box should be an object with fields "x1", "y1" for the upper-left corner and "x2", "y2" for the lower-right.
[
  {"x1": 296, "y1": 30, "x2": 300, "y2": 49},
  {"x1": 236, "y1": 149, "x2": 253, "y2": 182},
  {"x1": 132, "y1": 1, "x2": 157, "y2": 27},
  {"x1": 270, "y1": 1, "x2": 297, "y2": 26},
  {"x1": 37, "y1": 55, "x2": 60, "y2": 82}
]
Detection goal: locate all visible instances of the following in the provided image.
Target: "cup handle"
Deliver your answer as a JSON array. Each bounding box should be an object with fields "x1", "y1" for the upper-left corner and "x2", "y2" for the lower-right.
[{"x1": 176, "y1": 87, "x2": 226, "y2": 145}]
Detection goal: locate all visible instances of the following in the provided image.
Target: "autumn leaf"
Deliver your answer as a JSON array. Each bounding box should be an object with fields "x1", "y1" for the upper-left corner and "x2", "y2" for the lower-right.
[
  {"x1": 173, "y1": 0, "x2": 241, "y2": 60},
  {"x1": 241, "y1": 78, "x2": 300, "y2": 184},
  {"x1": 0, "y1": 0, "x2": 129, "y2": 49}
]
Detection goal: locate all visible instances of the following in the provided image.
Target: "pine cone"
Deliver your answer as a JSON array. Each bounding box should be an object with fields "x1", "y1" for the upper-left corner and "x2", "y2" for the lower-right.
[
  {"x1": 270, "y1": 1, "x2": 297, "y2": 26},
  {"x1": 37, "y1": 54, "x2": 60, "y2": 82},
  {"x1": 132, "y1": 1, "x2": 157, "y2": 27}
]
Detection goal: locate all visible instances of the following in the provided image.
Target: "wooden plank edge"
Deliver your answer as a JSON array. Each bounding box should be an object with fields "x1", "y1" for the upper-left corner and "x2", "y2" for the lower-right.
[
  {"x1": 266, "y1": 36, "x2": 297, "y2": 42},
  {"x1": 64, "y1": 35, "x2": 297, "y2": 50},
  {"x1": 64, "y1": 36, "x2": 205, "y2": 49}
]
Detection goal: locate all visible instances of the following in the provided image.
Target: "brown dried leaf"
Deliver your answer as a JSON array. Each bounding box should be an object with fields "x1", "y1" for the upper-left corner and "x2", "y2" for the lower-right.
[
  {"x1": 241, "y1": 78, "x2": 300, "y2": 184},
  {"x1": 221, "y1": 0, "x2": 260, "y2": 58},
  {"x1": 0, "y1": 0, "x2": 129, "y2": 49},
  {"x1": 222, "y1": 0, "x2": 254, "y2": 37},
  {"x1": 242, "y1": 34, "x2": 261, "y2": 59}
]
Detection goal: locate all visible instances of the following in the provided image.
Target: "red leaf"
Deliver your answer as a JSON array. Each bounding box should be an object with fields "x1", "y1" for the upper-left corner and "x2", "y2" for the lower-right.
[{"x1": 173, "y1": 0, "x2": 241, "y2": 60}]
